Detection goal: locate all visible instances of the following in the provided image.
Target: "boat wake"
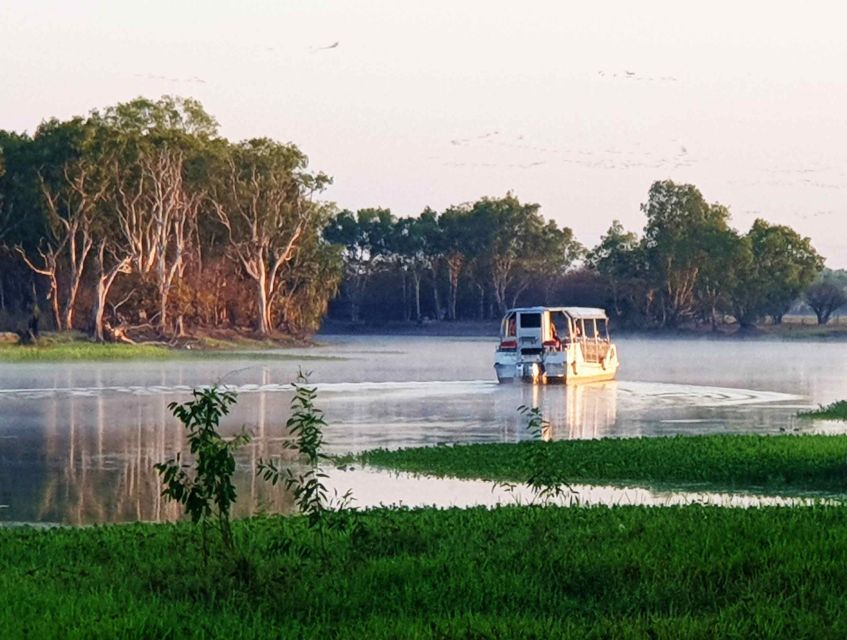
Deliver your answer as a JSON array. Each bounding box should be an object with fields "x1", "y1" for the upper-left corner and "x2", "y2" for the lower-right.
[{"x1": 0, "y1": 378, "x2": 799, "y2": 409}]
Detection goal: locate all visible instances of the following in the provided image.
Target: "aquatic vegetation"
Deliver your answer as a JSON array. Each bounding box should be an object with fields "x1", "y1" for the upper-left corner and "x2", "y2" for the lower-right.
[
  {"x1": 359, "y1": 434, "x2": 847, "y2": 495},
  {"x1": 5, "y1": 505, "x2": 847, "y2": 637},
  {"x1": 155, "y1": 387, "x2": 249, "y2": 559},
  {"x1": 258, "y1": 371, "x2": 355, "y2": 536},
  {"x1": 798, "y1": 400, "x2": 847, "y2": 421}
]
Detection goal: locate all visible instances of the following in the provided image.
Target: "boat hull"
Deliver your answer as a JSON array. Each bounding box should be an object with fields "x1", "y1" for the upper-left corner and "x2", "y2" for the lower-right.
[{"x1": 495, "y1": 343, "x2": 619, "y2": 385}]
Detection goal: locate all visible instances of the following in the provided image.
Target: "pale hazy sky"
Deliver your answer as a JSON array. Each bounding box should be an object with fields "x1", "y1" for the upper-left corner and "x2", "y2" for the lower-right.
[{"x1": 3, "y1": 1, "x2": 846, "y2": 266}]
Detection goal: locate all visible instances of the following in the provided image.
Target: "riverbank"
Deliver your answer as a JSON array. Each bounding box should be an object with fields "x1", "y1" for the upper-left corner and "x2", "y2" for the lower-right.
[
  {"x1": 0, "y1": 331, "x2": 335, "y2": 363},
  {"x1": 4, "y1": 504, "x2": 847, "y2": 638},
  {"x1": 357, "y1": 434, "x2": 847, "y2": 496},
  {"x1": 319, "y1": 317, "x2": 847, "y2": 341}
]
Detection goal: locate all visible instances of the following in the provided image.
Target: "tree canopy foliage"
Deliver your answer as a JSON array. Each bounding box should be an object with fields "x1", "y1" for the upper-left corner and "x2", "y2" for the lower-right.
[
  {"x1": 0, "y1": 100, "x2": 833, "y2": 336},
  {"x1": 0, "y1": 96, "x2": 339, "y2": 339},
  {"x1": 324, "y1": 194, "x2": 584, "y2": 323},
  {"x1": 323, "y1": 181, "x2": 827, "y2": 329}
]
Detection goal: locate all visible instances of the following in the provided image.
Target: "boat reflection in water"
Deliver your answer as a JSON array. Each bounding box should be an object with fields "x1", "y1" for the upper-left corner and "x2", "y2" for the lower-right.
[{"x1": 497, "y1": 381, "x2": 618, "y2": 440}]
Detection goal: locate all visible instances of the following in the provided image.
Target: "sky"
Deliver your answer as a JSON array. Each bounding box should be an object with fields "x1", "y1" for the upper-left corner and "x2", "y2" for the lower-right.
[{"x1": 2, "y1": 1, "x2": 847, "y2": 266}]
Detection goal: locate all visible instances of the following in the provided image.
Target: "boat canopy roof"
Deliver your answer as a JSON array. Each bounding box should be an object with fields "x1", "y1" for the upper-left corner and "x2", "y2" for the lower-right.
[{"x1": 505, "y1": 306, "x2": 609, "y2": 320}]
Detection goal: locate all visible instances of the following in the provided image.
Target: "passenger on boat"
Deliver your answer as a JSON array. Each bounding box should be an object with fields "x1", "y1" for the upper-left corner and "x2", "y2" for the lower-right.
[{"x1": 550, "y1": 325, "x2": 561, "y2": 350}]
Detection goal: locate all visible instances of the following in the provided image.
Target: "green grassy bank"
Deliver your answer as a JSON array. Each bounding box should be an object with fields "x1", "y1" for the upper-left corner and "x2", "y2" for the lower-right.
[
  {"x1": 0, "y1": 340, "x2": 342, "y2": 363},
  {"x1": 358, "y1": 434, "x2": 847, "y2": 495},
  {"x1": 800, "y1": 401, "x2": 847, "y2": 421},
  {"x1": 4, "y1": 505, "x2": 847, "y2": 638}
]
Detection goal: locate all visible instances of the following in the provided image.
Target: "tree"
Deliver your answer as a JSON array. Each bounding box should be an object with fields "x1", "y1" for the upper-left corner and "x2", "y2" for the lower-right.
[
  {"x1": 438, "y1": 205, "x2": 475, "y2": 320},
  {"x1": 693, "y1": 222, "x2": 744, "y2": 330},
  {"x1": 324, "y1": 208, "x2": 395, "y2": 322},
  {"x1": 467, "y1": 194, "x2": 549, "y2": 315},
  {"x1": 214, "y1": 138, "x2": 331, "y2": 335},
  {"x1": 728, "y1": 219, "x2": 823, "y2": 327},
  {"x1": 274, "y1": 221, "x2": 342, "y2": 333},
  {"x1": 588, "y1": 220, "x2": 644, "y2": 321},
  {"x1": 748, "y1": 219, "x2": 823, "y2": 324},
  {"x1": 641, "y1": 180, "x2": 732, "y2": 327},
  {"x1": 9, "y1": 118, "x2": 104, "y2": 330},
  {"x1": 99, "y1": 97, "x2": 219, "y2": 335},
  {"x1": 805, "y1": 282, "x2": 846, "y2": 325},
  {"x1": 391, "y1": 214, "x2": 435, "y2": 322}
]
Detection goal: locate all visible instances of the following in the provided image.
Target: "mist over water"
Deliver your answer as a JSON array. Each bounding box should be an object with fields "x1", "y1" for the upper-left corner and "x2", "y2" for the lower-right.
[{"x1": 1, "y1": 335, "x2": 846, "y2": 524}]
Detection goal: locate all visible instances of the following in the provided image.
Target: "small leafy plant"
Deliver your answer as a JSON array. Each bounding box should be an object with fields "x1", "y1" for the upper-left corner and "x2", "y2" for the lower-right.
[
  {"x1": 155, "y1": 386, "x2": 249, "y2": 560},
  {"x1": 258, "y1": 371, "x2": 354, "y2": 538},
  {"x1": 495, "y1": 404, "x2": 576, "y2": 505}
]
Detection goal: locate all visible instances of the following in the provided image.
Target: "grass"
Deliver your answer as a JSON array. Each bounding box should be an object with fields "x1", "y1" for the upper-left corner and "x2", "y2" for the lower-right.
[
  {"x1": 5, "y1": 505, "x2": 847, "y2": 638},
  {"x1": 356, "y1": 434, "x2": 847, "y2": 495},
  {"x1": 799, "y1": 401, "x2": 847, "y2": 421},
  {"x1": 0, "y1": 338, "x2": 344, "y2": 363}
]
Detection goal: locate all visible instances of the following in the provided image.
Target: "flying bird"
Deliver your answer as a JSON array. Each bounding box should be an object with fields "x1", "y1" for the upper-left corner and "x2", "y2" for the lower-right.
[{"x1": 313, "y1": 41, "x2": 340, "y2": 52}]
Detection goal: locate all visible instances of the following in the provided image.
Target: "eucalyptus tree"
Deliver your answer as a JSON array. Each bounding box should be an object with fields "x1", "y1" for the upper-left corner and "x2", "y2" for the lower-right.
[
  {"x1": 213, "y1": 138, "x2": 331, "y2": 335},
  {"x1": 748, "y1": 219, "x2": 822, "y2": 323},
  {"x1": 641, "y1": 180, "x2": 733, "y2": 327},
  {"x1": 467, "y1": 194, "x2": 539, "y2": 315},
  {"x1": 8, "y1": 117, "x2": 102, "y2": 329},
  {"x1": 727, "y1": 220, "x2": 822, "y2": 327},
  {"x1": 438, "y1": 205, "x2": 475, "y2": 320},
  {"x1": 411, "y1": 208, "x2": 441, "y2": 321},
  {"x1": 588, "y1": 220, "x2": 644, "y2": 320},
  {"x1": 391, "y1": 217, "x2": 421, "y2": 321},
  {"x1": 464, "y1": 194, "x2": 582, "y2": 314},
  {"x1": 275, "y1": 217, "x2": 342, "y2": 332},
  {"x1": 324, "y1": 207, "x2": 395, "y2": 322},
  {"x1": 691, "y1": 220, "x2": 743, "y2": 330},
  {"x1": 526, "y1": 220, "x2": 583, "y2": 307},
  {"x1": 99, "y1": 96, "x2": 218, "y2": 335}
]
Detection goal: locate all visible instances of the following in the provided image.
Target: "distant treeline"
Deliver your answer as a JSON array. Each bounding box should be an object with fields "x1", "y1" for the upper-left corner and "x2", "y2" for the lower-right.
[
  {"x1": 325, "y1": 182, "x2": 846, "y2": 329},
  {"x1": 0, "y1": 96, "x2": 341, "y2": 341},
  {"x1": 3, "y1": 97, "x2": 845, "y2": 341}
]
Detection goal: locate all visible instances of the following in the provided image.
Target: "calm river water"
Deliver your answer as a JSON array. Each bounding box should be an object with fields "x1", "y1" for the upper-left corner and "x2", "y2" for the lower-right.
[{"x1": 1, "y1": 335, "x2": 845, "y2": 524}]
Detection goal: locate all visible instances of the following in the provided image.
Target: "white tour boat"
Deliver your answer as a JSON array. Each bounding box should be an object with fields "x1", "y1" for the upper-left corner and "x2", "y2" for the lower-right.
[{"x1": 494, "y1": 306, "x2": 620, "y2": 384}]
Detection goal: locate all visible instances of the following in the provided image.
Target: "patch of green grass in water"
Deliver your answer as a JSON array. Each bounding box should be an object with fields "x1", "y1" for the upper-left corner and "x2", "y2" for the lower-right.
[
  {"x1": 0, "y1": 342, "x2": 345, "y2": 363},
  {"x1": 798, "y1": 400, "x2": 847, "y2": 421},
  {"x1": 0, "y1": 342, "x2": 176, "y2": 362},
  {"x1": 357, "y1": 434, "x2": 847, "y2": 495},
  {"x1": 4, "y1": 506, "x2": 847, "y2": 638}
]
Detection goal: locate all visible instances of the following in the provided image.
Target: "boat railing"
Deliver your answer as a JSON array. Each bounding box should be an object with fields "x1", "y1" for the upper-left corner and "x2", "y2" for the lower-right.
[{"x1": 576, "y1": 336, "x2": 611, "y2": 363}]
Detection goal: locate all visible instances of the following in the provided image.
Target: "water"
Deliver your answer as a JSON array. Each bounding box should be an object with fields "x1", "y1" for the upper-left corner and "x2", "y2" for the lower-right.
[{"x1": 1, "y1": 335, "x2": 846, "y2": 524}]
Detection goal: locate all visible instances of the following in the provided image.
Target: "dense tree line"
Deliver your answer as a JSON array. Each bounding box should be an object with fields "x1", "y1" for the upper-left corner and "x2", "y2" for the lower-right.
[
  {"x1": 326, "y1": 181, "x2": 834, "y2": 329},
  {"x1": 0, "y1": 97, "x2": 341, "y2": 340},
  {"x1": 2, "y1": 98, "x2": 839, "y2": 339},
  {"x1": 323, "y1": 195, "x2": 583, "y2": 323}
]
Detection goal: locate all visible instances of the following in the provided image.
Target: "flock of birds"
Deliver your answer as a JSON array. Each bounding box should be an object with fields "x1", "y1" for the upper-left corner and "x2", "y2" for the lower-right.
[
  {"x1": 442, "y1": 130, "x2": 694, "y2": 172},
  {"x1": 597, "y1": 69, "x2": 678, "y2": 82},
  {"x1": 135, "y1": 40, "x2": 341, "y2": 86},
  {"x1": 133, "y1": 73, "x2": 207, "y2": 85},
  {"x1": 130, "y1": 46, "x2": 844, "y2": 225}
]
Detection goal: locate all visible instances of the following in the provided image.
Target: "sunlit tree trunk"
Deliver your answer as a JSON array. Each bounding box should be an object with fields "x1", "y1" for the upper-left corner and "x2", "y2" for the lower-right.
[{"x1": 91, "y1": 241, "x2": 129, "y2": 342}]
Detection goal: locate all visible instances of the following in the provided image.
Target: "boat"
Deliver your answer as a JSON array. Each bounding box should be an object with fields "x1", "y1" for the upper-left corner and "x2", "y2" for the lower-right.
[{"x1": 494, "y1": 306, "x2": 620, "y2": 384}]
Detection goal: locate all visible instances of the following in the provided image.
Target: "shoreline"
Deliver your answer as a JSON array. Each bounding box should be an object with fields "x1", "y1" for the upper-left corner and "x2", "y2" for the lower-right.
[{"x1": 318, "y1": 318, "x2": 847, "y2": 341}]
